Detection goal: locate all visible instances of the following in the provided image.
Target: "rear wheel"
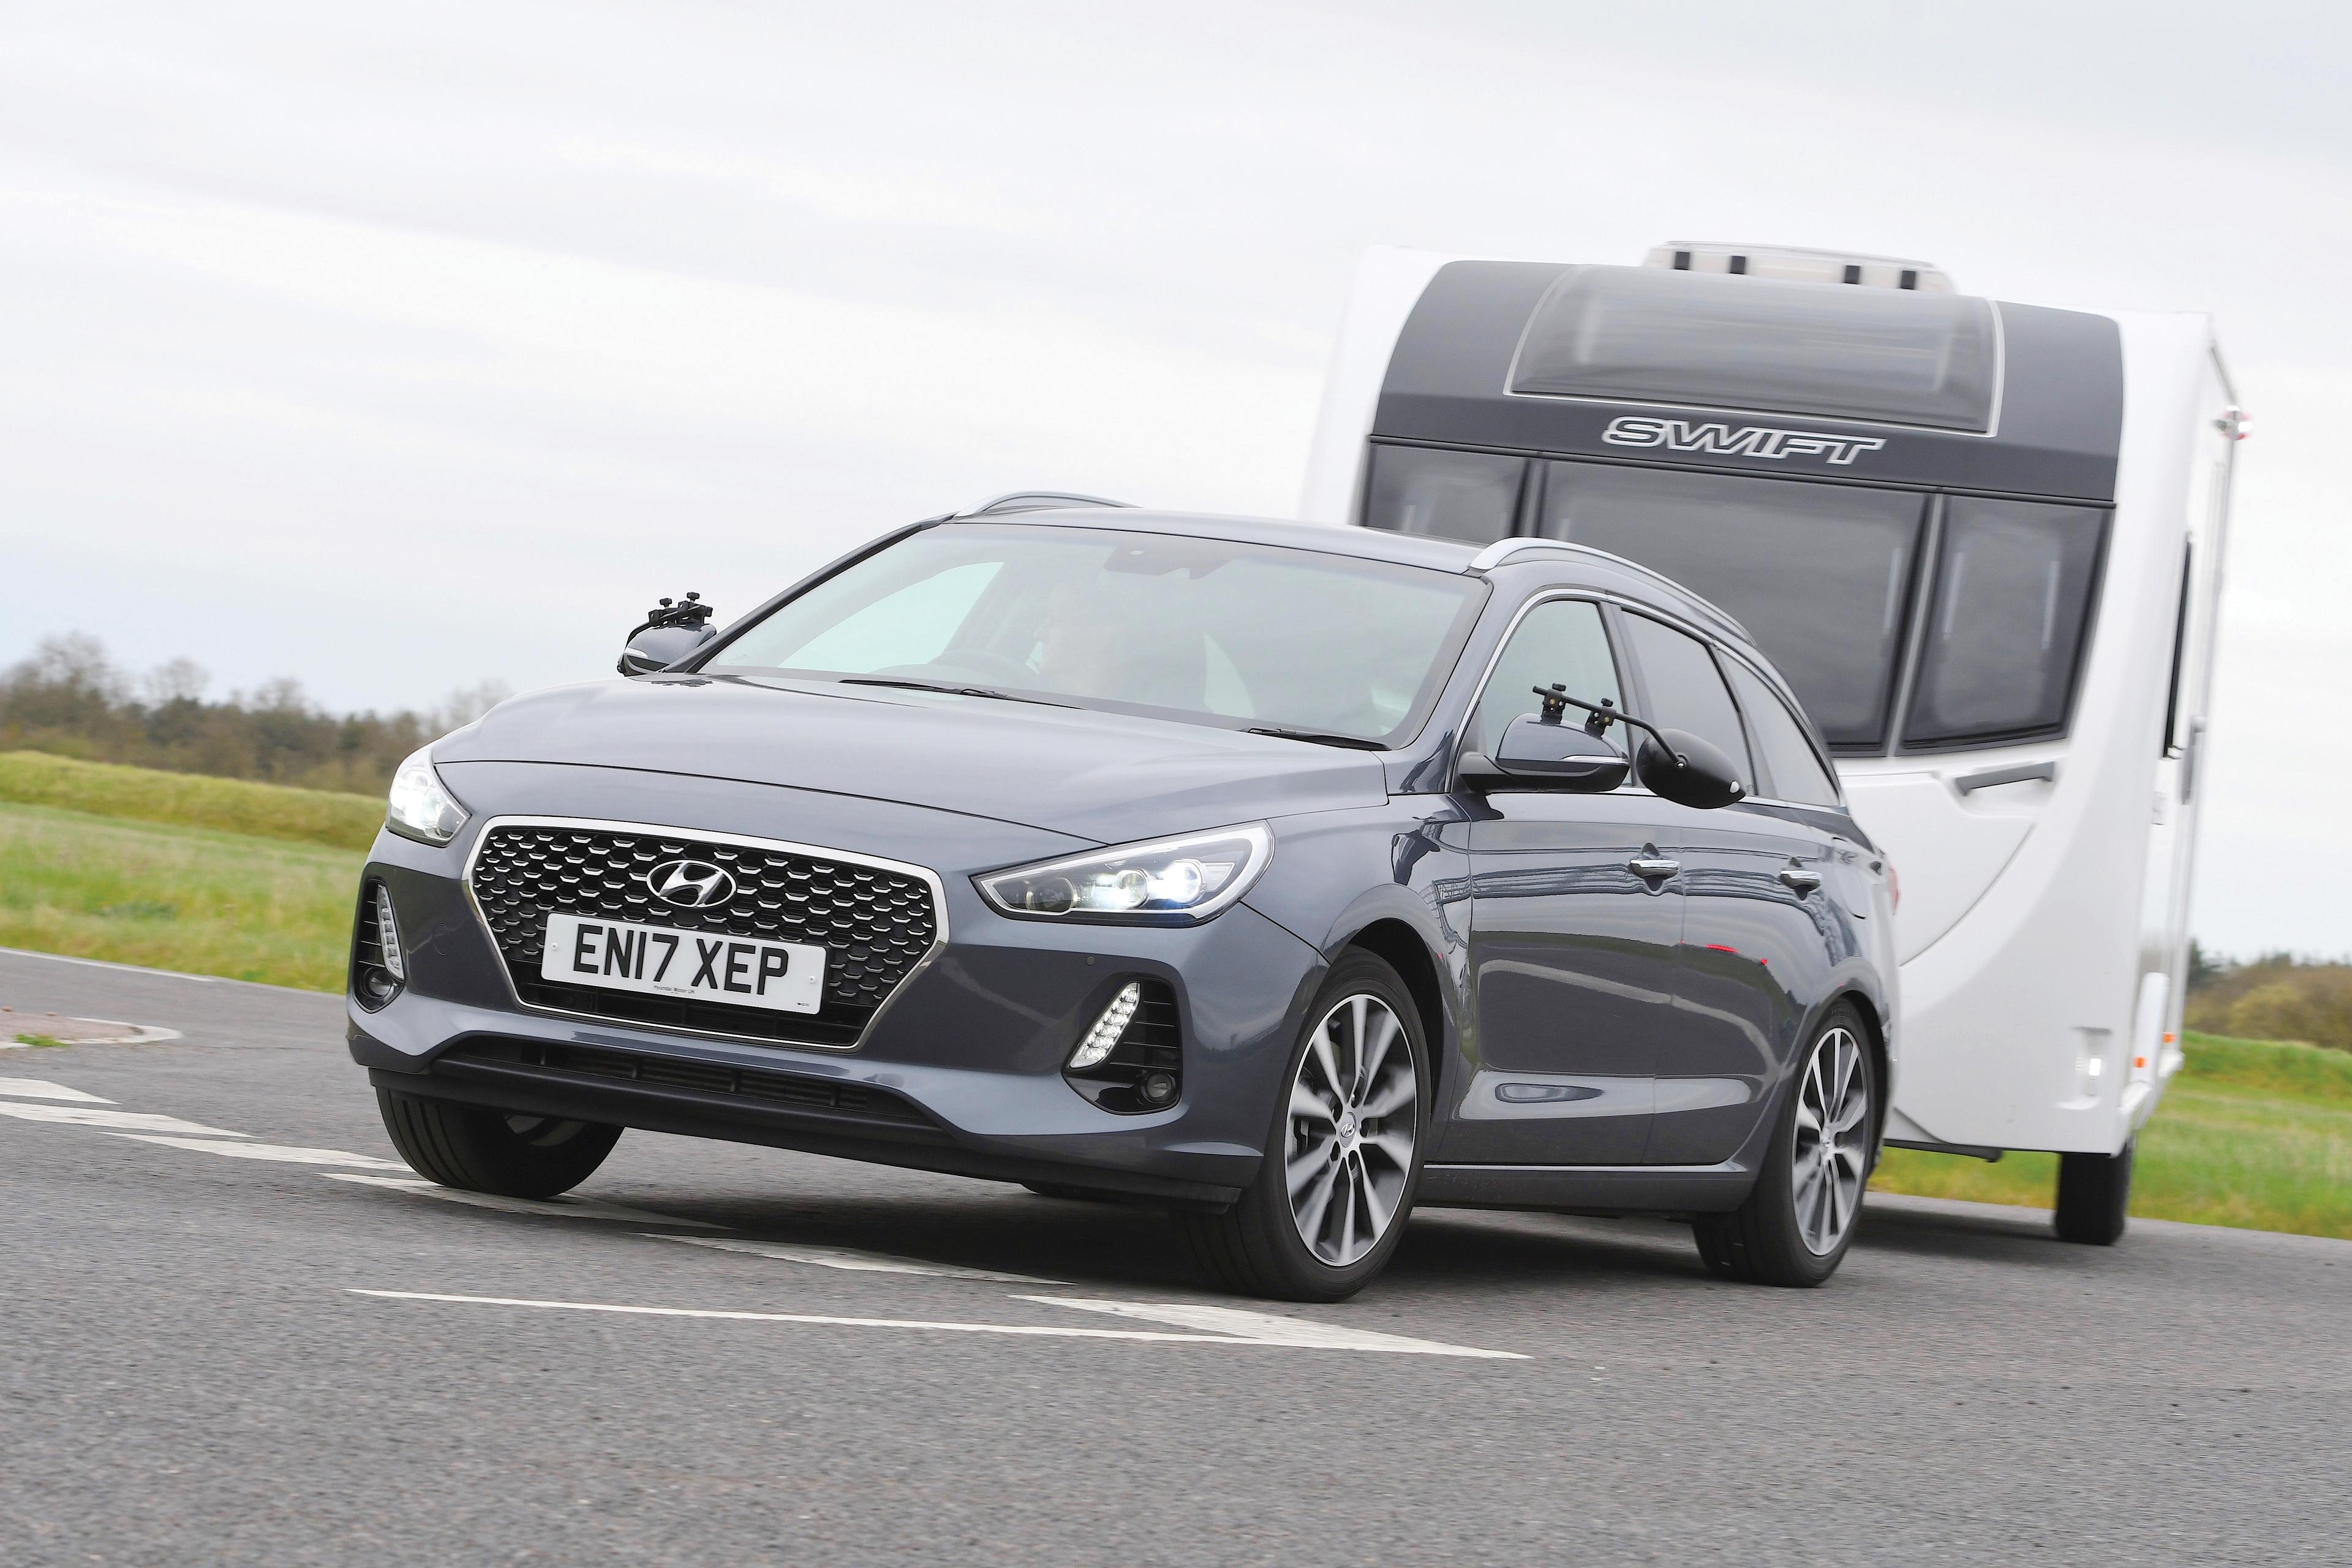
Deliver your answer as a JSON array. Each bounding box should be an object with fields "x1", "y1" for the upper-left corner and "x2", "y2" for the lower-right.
[
  {"x1": 376, "y1": 1087, "x2": 622, "y2": 1199},
  {"x1": 2054, "y1": 1144, "x2": 2133, "y2": 1245},
  {"x1": 1178, "y1": 951, "x2": 1427, "y2": 1303},
  {"x1": 1694, "y1": 1004, "x2": 1875, "y2": 1287}
]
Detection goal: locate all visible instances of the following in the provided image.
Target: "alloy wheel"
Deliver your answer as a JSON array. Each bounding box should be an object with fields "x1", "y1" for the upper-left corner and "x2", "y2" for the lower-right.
[
  {"x1": 1792, "y1": 1026, "x2": 1871, "y2": 1255},
  {"x1": 1284, "y1": 993, "x2": 1418, "y2": 1267}
]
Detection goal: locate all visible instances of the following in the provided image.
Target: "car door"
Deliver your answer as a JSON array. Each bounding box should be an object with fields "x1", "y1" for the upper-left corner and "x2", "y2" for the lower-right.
[
  {"x1": 1447, "y1": 597, "x2": 1686, "y2": 1166},
  {"x1": 1615, "y1": 611, "x2": 1842, "y2": 1166}
]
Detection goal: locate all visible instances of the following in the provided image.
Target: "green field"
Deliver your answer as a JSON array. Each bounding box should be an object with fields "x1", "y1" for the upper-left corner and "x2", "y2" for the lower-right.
[
  {"x1": 1869, "y1": 1033, "x2": 2352, "y2": 1240},
  {"x1": 0, "y1": 750, "x2": 383, "y2": 850},
  {"x1": 1, "y1": 757, "x2": 2346, "y2": 1242},
  {"x1": 0, "y1": 800, "x2": 363, "y2": 989}
]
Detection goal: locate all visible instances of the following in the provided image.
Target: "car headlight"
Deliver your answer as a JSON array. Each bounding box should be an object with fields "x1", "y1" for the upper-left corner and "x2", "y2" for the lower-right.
[
  {"x1": 976, "y1": 823, "x2": 1272, "y2": 925},
  {"x1": 385, "y1": 747, "x2": 470, "y2": 845}
]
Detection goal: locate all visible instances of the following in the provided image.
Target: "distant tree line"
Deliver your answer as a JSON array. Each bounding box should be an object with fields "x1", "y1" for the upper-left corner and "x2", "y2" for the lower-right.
[
  {"x1": 0, "y1": 633, "x2": 508, "y2": 796},
  {"x1": 2187, "y1": 942, "x2": 2352, "y2": 1053}
]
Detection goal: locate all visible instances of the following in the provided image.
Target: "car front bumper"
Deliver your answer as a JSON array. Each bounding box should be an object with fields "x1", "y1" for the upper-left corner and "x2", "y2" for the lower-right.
[{"x1": 347, "y1": 763, "x2": 1327, "y2": 1205}]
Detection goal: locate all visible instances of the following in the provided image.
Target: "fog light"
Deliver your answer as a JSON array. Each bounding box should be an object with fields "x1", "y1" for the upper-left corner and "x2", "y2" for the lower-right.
[
  {"x1": 1069, "y1": 982, "x2": 1142, "y2": 1069},
  {"x1": 1139, "y1": 1070, "x2": 1178, "y2": 1107}
]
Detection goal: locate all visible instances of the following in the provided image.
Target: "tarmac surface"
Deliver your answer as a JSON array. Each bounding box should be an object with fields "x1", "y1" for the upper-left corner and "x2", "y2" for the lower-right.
[{"x1": 3, "y1": 944, "x2": 2345, "y2": 1565}]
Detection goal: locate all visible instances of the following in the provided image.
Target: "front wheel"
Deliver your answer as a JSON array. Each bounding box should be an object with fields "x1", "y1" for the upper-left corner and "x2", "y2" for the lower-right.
[
  {"x1": 376, "y1": 1087, "x2": 622, "y2": 1199},
  {"x1": 2054, "y1": 1143, "x2": 2133, "y2": 1245},
  {"x1": 1178, "y1": 951, "x2": 1427, "y2": 1302},
  {"x1": 1694, "y1": 1004, "x2": 1877, "y2": 1287}
]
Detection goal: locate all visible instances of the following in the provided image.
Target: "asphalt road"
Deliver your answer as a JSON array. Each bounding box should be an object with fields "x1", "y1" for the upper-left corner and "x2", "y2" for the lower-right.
[{"x1": 3, "y1": 945, "x2": 2346, "y2": 1566}]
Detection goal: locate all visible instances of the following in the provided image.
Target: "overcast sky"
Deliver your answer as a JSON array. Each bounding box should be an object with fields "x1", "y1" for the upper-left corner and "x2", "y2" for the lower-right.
[{"x1": 2, "y1": 1, "x2": 2347, "y2": 954}]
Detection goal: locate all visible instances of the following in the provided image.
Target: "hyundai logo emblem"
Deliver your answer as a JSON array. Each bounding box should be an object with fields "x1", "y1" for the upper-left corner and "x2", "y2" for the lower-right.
[{"x1": 647, "y1": 858, "x2": 737, "y2": 908}]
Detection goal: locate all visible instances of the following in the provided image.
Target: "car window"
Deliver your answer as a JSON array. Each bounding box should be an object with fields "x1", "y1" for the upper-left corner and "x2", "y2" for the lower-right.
[
  {"x1": 1469, "y1": 598, "x2": 1621, "y2": 754},
  {"x1": 711, "y1": 524, "x2": 1486, "y2": 746},
  {"x1": 1621, "y1": 614, "x2": 1754, "y2": 786},
  {"x1": 1724, "y1": 658, "x2": 1841, "y2": 807},
  {"x1": 782, "y1": 561, "x2": 1003, "y2": 674}
]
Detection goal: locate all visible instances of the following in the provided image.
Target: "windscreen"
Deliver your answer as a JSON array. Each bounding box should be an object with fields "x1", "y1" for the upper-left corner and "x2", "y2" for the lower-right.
[
  {"x1": 710, "y1": 524, "x2": 1486, "y2": 745},
  {"x1": 1510, "y1": 266, "x2": 2001, "y2": 433},
  {"x1": 1536, "y1": 462, "x2": 1926, "y2": 750}
]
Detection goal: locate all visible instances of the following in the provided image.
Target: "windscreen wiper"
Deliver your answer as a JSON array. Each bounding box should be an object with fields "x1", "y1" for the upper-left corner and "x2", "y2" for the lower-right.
[
  {"x1": 1245, "y1": 725, "x2": 1387, "y2": 751},
  {"x1": 837, "y1": 677, "x2": 1074, "y2": 708}
]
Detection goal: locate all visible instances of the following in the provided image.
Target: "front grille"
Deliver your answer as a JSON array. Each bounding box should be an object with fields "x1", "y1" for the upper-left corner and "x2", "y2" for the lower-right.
[
  {"x1": 469, "y1": 823, "x2": 940, "y2": 1048},
  {"x1": 442, "y1": 1039, "x2": 939, "y2": 1132}
]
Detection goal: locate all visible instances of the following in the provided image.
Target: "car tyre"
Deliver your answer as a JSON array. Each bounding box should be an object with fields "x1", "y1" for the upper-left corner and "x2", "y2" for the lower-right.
[
  {"x1": 376, "y1": 1087, "x2": 622, "y2": 1199},
  {"x1": 1693, "y1": 1001, "x2": 1876, "y2": 1287},
  {"x1": 1177, "y1": 950, "x2": 1428, "y2": 1303},
  {"x1": 2053, "y1": 1143, "x2": 2133, "y2": 1245}
]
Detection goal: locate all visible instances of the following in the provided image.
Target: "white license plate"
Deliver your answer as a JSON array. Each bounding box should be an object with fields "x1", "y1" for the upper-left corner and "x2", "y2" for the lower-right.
[{"x1": 539, "y1": 913, "x2": 826, "y2": 1015}]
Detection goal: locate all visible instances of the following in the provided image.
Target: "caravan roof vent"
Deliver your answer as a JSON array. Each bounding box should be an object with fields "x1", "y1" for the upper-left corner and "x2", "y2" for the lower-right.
[{"x1": 1645, "y1": 242, "x2": 1954, "y2": 293}]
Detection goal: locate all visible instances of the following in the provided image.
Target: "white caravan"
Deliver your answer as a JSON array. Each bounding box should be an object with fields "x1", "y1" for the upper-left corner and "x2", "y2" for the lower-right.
[{"x1": 1302, "y1": 243, "x2": 2240, "y2": 1242}]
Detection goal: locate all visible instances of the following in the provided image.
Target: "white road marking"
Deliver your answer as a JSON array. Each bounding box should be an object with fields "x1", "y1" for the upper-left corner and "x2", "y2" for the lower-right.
[
  {"x1": 323, "y1": 1172, "x2": 726, "y2": 1228},
  {"x1": 107, "y1": 1134, "x2": 407, "y2": 1169},
  {"x1": 1014, "y1": 1297, "x2": 1526, "y2": 1359},
  {"x1": 349, "y1": 1290, "x2": 1413, "y2": 1350},
  {"x1": 0, "y1": 1102, "x2": 247, "y2": 1137},
  {"x1": 654, "y1": 1233, "x2": 1065, "y2": 1284},
  {"x1": 0, "y1": 1077, "x2": 114, "y2": 1103}
]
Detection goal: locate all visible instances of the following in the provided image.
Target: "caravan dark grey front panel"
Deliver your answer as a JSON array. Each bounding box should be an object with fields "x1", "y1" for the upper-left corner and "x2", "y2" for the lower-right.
[{"x1": 1374, "y1": 262, "x2": 2124, "y2": 502}]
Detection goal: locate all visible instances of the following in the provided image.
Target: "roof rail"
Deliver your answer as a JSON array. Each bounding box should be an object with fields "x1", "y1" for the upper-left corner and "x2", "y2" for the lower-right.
[
  {"x1": 1468, "y1": 538, "x2": 1752, "y2": 643},
  {"x1": 958, "y1": 491, "x2": 1136, "y2": 518}
]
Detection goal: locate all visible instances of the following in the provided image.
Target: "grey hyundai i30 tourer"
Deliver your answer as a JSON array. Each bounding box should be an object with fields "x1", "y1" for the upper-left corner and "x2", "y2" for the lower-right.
[{"x1": 350, "y1": 495, "x2": 1898, "y2": 1300}]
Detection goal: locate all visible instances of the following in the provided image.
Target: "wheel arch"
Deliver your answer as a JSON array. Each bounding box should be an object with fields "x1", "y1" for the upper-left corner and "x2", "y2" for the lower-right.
[
  {"x1": 1825, "y1": 986, "x2": 1892, "y2": 1161},
  {"x1": 1336, "y1": 916, "x2": 1452, "y2": 1118}
]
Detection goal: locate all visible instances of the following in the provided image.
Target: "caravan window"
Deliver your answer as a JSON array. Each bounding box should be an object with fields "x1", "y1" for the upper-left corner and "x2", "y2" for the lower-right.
[
  {"x1": 1536, "y1": 462, "x2": 1926, "y2": 750},
  {"x1": 1362, "y1": 445, "x2": 1523, "y2": 543},
  {"x1": 1510, "y1": 266, "x2": 2000, "y2": 434},
  {"x1": 1903, "y1": 499, "x2": 2106, "y2": 747}
]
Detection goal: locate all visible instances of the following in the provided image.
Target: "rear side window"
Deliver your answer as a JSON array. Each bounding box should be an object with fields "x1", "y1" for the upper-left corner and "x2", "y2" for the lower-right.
[
  {"x1": 1471, "y1": 598, "x2": 1621, "y2": 754},
  {"x1": 1904, "y1": 499, "x2": 2106, "y2": 747},
  {"x1": 1621, "y1": 614, "x2": 1754, "y2": 788},
  {"x1": 1362, "y1": 444, "x2": 1524, "y2": 543},
  {"x1": 1724, "y1": 658, "x2": 1841, "y2": 807}
]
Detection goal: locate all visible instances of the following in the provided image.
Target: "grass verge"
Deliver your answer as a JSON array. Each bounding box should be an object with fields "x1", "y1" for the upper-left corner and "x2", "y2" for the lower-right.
[
  {"x1": 0, "y1": 801, "x2": 361, "y2": 989},
  {"x1": 0, "y1": 750, "x2": 382, "y2": 850},
  {"x1": 1870, "y1": 1031, "x2": 2352, "y2": 1241}
]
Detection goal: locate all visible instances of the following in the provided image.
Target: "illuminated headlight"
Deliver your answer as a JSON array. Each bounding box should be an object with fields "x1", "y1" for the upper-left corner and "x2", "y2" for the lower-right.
[
  {"x1": 385, "y1": 747, "x2": 469, "y2": 845},
  {"x1": 976, "y1": 824, "x2": 1272, "y2": 925}
]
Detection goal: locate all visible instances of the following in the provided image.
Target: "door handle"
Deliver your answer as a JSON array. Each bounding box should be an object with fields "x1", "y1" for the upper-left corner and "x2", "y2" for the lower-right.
[
  {"x1": 1627, "y1": 857, "x2": 1680, "y2": 880},
  {"x1": 1779, "y1": 865, "x2": 1823, "y2": 895}
]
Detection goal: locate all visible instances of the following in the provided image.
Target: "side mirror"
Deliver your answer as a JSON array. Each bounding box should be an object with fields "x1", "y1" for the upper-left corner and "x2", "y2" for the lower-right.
[
  {"x1": 1636, "y1": 728, "x2": 1747, "y2": 810},
  {"x1": 617, "y1": 592, "x2": 717, "y2": 677},
  {"x1": 1462, "y1": 711, "x2": 1629, "y2": 794}
]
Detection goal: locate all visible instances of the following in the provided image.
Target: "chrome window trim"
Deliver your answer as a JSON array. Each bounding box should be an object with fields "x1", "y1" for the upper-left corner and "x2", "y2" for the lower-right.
[{"x1": 460, "y1": 813, "x2": 951, "y2": 1054}]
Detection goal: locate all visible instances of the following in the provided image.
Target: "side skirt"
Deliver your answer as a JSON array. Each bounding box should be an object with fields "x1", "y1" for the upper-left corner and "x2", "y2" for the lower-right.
[{"x1": 1417, "y1": 1161, "x2": 1754, "y2": 1215}]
